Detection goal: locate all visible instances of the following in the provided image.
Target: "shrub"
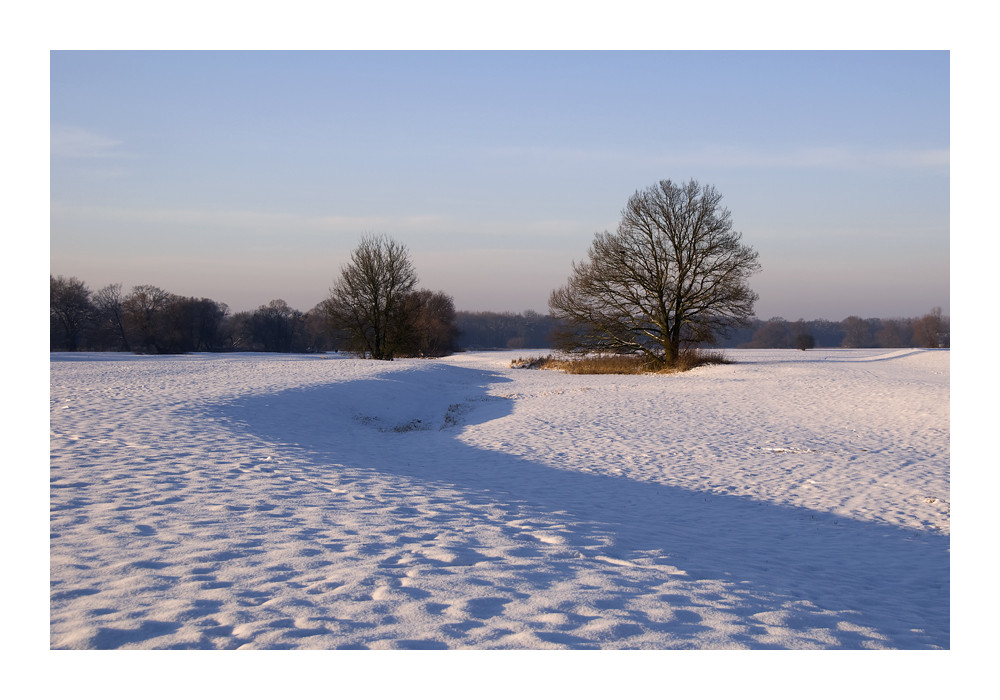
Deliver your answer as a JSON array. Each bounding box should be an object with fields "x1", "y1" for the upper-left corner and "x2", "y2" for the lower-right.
[
  {"x1": 511, "y1": 350, "x2": 730, "y2": 375},
  {"x1": 673, "y1": 348, "x2": 732, "y2": 371},
  {"x1": 796, "y1": 333, "x2": 816, "y2": 351}
]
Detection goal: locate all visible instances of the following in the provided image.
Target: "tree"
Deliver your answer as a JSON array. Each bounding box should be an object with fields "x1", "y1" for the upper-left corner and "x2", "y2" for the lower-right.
[
  {"x1": 225, "y1": 311, "x2": 254, "y2": 350},
  {"x1": 841, "y1": 316, "x2": 875, "y2": 348},
  {"x1": 795, "y1": 333, "x2": 816, "y2": 351},
  {"x1": 875, "y1": 318, "x2": 912, "y2": 348},
  {"x1": 160, "y1": 296, "x2": 229, "y2": 352},
  {"x1": 790, "y1": 319, "x2": 815, "y2": 350},
  {"x1": 249, "y1": 299, "x2": 303, "y2": 352},
  {"x1": 396, "y1": 289, "x2": 459, "y2": 357},
  {"x1": 301, "y1": 304, "x2": 344, "y2": 352},
  {"x1": 322, "y1": 234, "x2": 418, "y2": 360},
  {"x1": 549, "y1": 179, "x2": 761, "y2": 367},
  {"x1": 50, "y1": 275, "x2": 95, "y2": 351},
  {"x1": 912, "y1": 306, "x2": 948, "y2": 348},
  {"x1": 93, "y1": 283, "x2": 130, "y2": 351},
  {"x1": 188, "y1": 298, "x2": 229, "y2": 351},
  {"x1": 747, "y1": 317, "x2": 794, "y2": 348},
  {"x1": 122, "y1": 284, "x2": 172, "y2": 353},
  {"x1": 807, "y1": 319, "x2": 845, "y2": 348}
]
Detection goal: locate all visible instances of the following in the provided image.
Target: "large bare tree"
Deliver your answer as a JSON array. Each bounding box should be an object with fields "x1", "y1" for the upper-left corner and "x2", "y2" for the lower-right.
[
  {"x1": 550, "y1": 179, "x2": 761, "y2": 367},
  {"x1": 322, "y1": 234, "x2": 418, "y2": 360}
]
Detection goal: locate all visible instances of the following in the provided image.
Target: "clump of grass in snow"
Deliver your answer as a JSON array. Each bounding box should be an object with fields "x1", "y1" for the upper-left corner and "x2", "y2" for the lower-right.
[
  {"x1": 511, "y1": 350, "x2": 731, "y2": 375},
  {"x1": 673, "y1": 349, "x2": 732, "y2": 372}
]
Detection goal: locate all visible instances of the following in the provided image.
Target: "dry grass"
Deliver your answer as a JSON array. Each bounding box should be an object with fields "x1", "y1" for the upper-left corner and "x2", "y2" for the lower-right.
[{"x1": 511, "y1": 350, "x2": 731, "y2": 375}]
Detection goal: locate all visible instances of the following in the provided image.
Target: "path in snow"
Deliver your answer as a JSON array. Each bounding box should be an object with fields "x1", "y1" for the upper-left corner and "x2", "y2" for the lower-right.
[{"x1": 50, "y1": 349, "x2": 949, "y2": 649}]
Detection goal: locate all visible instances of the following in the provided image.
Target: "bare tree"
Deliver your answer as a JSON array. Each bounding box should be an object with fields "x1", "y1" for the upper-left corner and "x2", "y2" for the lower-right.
[
  {"x1": 161, "y1": 296, "x2": 230, "y2": 352},
  {"x1": 249, "y1": 299, "x2": 303, "y2": 352},
  {"x1": 293, "y1": 304, "x2": 342, "y2": 352},
  {"x1": 747, "y1": 318, "x2": 794, "y2": 348},
  {"x1": 50, "y1": 275, "x2": 94, "y2": 351},
  {"x1": 190, "y1": 298, "x2": 229, "y2": 351},
  {"x1": 550, "y1": 179, "x2": 761, "y2": 367},
  {"x1": 397, "y1": 289, "x2": 459, "y2": 357},
  {"x1": 841, "y1": 316, "x2": 875, "y2": 348},
  {"x1": 912, "y1": 306, "x2": 948, "y2": 348},
  {"x1": 93, "y1": 283, "x2": 130, "y2": 351},
  {"x1": 875, "y1": 318, "x2": 913, "y2": 348},
  {"x1": 322, "y1": 234, "x2": 418, "y2": 360},
  {"x1": 122, "y1": 284, "x2": 172, "y2": 353}
]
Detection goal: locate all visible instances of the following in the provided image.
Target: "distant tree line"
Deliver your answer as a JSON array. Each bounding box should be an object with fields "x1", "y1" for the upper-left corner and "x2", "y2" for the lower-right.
[
  {"x1": 455, "y1": 310, "x2": 557, "y2": 350},
  {"x1": 51, "y1": 274, "x2": 950, "y2": 354},
  {"x1": 453, "y1": 310, "x2": 949, "y2": 350},
  {"x1": 51, "y1": 276, "x2": 333, "y2": 353},
  {"x1": 719, "y1": 309, "x2": 950, "y2": 349},
  {"x1": 50, "y1": 273, "x2": 459, "y2": 356}
]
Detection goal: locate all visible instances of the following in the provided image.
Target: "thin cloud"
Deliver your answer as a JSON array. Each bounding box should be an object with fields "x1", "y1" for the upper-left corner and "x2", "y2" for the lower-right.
[
  {"x1": 50, "y1": 203, "x2": 594, "y2": 243},
  {"x1": 486, "y1": 144, "x2": 949, "y2": 172},
  {"x1": 50, "y1": 125, "x2": 126, "y2": 159},
  {"x1": 49, "y1": 205, "x2": 450, "y2": 235},
  {"x1": 677, "y1": 145, "x2": 950, "y2": 171}
]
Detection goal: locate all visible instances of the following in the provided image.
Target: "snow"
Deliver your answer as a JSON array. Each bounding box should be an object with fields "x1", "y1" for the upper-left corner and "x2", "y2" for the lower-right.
[{"x1": 50, "y1": 349, "x2": 949, "y2": 654}]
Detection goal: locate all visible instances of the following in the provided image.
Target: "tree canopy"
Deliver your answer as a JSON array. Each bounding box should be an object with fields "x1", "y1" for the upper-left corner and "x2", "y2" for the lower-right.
[
  {"x1": 321, "y1": 234, "x2": 419, "y2": 360},
  {"x1": 550, "y1": 179, "x2": 761, "y2": 367}
]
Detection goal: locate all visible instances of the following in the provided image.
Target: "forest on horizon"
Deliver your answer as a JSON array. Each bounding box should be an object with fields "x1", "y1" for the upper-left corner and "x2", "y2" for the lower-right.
[{"x1": 50, "y1": 275, "x2": 950, "y2": 355}]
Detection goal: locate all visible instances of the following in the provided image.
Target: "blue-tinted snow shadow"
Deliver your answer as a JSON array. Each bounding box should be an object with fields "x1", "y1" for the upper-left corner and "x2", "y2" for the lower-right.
[{"x1": 212, "y1": 363, "x2": 949, "y2": 649}]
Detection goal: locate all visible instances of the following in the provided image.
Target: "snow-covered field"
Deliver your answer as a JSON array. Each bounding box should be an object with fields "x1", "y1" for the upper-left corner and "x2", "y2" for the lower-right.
[{"x1": 50, "y1": 348, "x2": 949, "y2": 652}]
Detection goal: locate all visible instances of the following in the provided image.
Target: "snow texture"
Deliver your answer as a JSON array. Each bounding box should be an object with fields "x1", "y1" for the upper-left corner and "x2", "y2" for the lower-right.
[{"x1": 50, "y1": 349, "x2": 949, "y2": 650}]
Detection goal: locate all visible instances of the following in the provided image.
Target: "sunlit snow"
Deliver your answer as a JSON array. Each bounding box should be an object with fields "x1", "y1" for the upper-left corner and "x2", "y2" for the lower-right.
[{"x1": 50, "y1": 349, "x2": 949, "y2": 649}]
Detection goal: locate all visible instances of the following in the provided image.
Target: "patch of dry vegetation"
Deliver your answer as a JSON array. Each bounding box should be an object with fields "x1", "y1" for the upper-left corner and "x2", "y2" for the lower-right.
[{"x1": 511, "y1": 350, "x2": 731, "y2": 375}]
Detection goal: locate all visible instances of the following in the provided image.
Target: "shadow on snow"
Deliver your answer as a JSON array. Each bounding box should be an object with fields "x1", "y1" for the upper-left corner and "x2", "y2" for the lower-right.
[{"x1": 212, "y1": 362, "x2": 949, "y2": 649}]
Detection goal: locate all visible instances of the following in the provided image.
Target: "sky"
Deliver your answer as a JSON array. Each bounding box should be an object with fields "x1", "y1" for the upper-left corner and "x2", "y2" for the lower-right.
[{"x1": 49, "y1": 49, "x2": 950, "y2": 320}]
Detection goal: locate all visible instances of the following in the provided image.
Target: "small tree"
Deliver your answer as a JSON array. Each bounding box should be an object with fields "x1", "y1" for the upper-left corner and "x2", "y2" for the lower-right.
[
  {"x1": 322, "y1": 234, "x2": 418, "y2": 360},
  {"x1": 795, "y1": 333, "x2": 816, "y2": 351},
  {"x1": 550, "y1": 179, "x2": 761, "y2": 367}
]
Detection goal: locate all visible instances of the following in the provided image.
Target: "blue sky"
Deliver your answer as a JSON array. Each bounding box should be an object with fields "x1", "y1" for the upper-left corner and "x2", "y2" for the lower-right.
[{"x1": 50, "y1": 50, "x2": 949, "y2": 319}]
